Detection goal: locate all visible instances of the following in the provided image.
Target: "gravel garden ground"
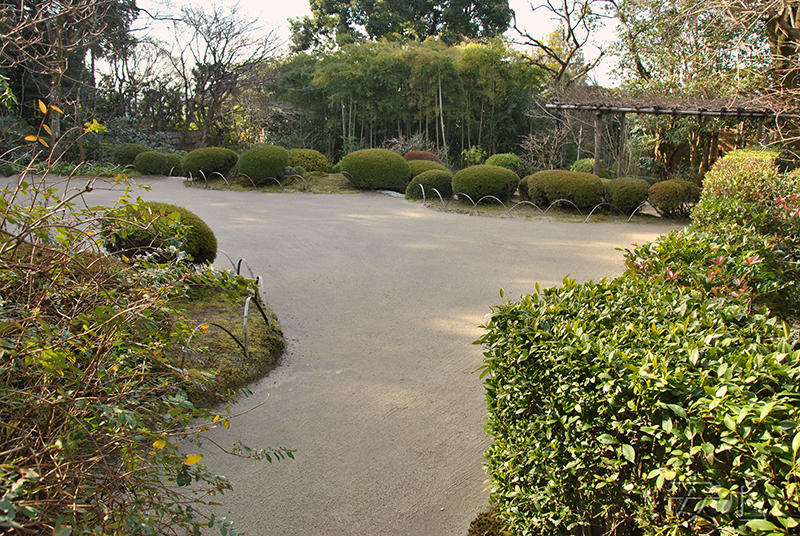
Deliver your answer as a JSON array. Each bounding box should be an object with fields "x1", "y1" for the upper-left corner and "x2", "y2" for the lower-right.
[{"x1": 85, "y1": 176, "x2": 684, "y2": 536}]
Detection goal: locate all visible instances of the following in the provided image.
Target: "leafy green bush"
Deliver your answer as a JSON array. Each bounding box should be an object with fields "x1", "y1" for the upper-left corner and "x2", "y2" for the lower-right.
[
  {"x1": 181, "y1": 147, "x2": 239, "y2": 178},
  {"x1": 404, "y1": 150, "x2": 443, "y2": 164},
  {"x1": 288, "y1": 148, "x2": 330, "y2": 173},
  {"x1": 480, "y1": 278, "x2": 800, "y2": 536},
  {"x1": 570, "y1": 157, "x2": 611, "y2": 179},
  {"x1": 112, "y1": 142, "x2": 150, "y2": 166},
  {"x1": 408, "y1": 159, "x2": 448, "y2": 177},
  {"x1": 520, "y1": 170, "x2": 603, "y2": 210},
  {"x1": 133, "y1": 150, "x2": 168, "y2": 176},
  {"x1": 165, "y1": 153, "x2": 185, "y2": 176},
  {"x1": 237, "y1": 144, "x2": 289, "y2": 185},
  {"x1": 605, "y1": 177, "x2": 651, "y2": 215},
  {"x1": 341, "y1": 148, "x2": 412, "y2": 192},
  {"x1": 452, "y1": 165, "x2": 519, "y2": 203},
  {"x1": 103, "y1": 201, "x2": 218, "y2": 265},
  {"x1": 648, "y1": 178, "x2": 701, "y2": 217},
  {"x1": 405, "y1": 169, "x2": 453, "y2": 200},
  {"x1": 485, "y1": 153, "x2": 525, "y2": 176}
]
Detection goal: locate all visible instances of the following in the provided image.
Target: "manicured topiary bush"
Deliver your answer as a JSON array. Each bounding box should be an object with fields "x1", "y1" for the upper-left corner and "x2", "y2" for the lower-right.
[
  {"x1": 570, "y1": 157, "x2": 611, "y2": 179},
  {"x1": 237, "y1": 144, "x2": 289, "y2": 185},
  {"x1": 451, "y1": 165, "x2": 519, "y2": 203},
  {"x1": 404, "y1": 150, "x2": 443, "y2": 164},
  {"x1": 102, "y1": 201, "x2": 217, "y2": 265},
  {"x1": 113, "y1": 143, "x2": 150, "y2": 166},
  {"x1": 181, "y1": 147, "x2": 239, "y2": 179},
  {"x1": 405, "y1": 169, "x2": 453, "y2": 200},
  {"x1": 648, "y1": 178, "x2": 701, "y2": 217},
  {"x1": 133, "y1": 151, "x2": 168, "y2": 176},
  {"x1": 288, "y1": 148, "x2": 330, "y2": 173},
  {"x1": 165, "y1": 153, "x2": 184, "y2": 176},
  {"x1": 605, "y1": 177, "x2": 650, "y2": 215},
  {"x1": 408, "y1": 159, "x2": 448, "y2": 177},
  {"x1": 520, "y1": 170, "x2": 603, "y2": 210},
  {"x1": 340, "y1": 148, "x2": 412, "y2": 192},
  {"x1": 485, "y1": 153, "x2": 525, "y2": 177}
]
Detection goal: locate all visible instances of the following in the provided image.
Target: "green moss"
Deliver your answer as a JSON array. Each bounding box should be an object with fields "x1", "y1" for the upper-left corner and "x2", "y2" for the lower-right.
[
  {"x1": 452, "y1": 165, "x2": 519, "y2": 203},
  {"x1": 408, "y1": 159, "x2": 448, "y2": 177},
  {"x1": 520, "y1": 170, "x2": 603, "y2": 210},
  {"x1": 182, "y1": 147, "x2": 239, "y2": 178},
  {"x1": 165, "y1": 153, "x2": 185, "y2": 176},
  {"x1": 485, "y1": 153, "x2": 525, "y2": 177},
  {"x1": 605, "y1": 177, "x2": 651, "y2": 215},
  {"x1": 238, "y1": 144, "x2": 290, "y2": 184},
  {"x1": 341, "y1": 148, "x2": 412, "y2": 192},
  {"x1": 570, "y1": 157, "x2": 611, "y2": 179},
  {"x1": 113, "y1": 143, "x2": 150, "y2": 166},
  {"x1": 288, "y1": 148, "x2": 330, "y2": 173},
  {"x1": 406, "y1": 169, "x2": 453, "y2": 200},
  {"x1": 134, "y1": 151, "x2": 168, "y2": 176},
  {"x1": 648, "y1": 178, "x2": 701, "y2": 217}
]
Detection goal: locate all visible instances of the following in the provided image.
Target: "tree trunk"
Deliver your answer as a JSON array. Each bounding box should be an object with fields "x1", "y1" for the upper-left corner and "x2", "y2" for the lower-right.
[{"x1": 593, "y1": 111, "x2": 603, "y2": 177}]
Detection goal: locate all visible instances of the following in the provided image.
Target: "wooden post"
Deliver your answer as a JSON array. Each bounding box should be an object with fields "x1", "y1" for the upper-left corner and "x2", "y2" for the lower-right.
[
  {"x1": 617, "y1": 113, "x2": 626, "y2": 178},
  {"x1": 594, "y1": 110, "x2": 603, "y2": 176}
]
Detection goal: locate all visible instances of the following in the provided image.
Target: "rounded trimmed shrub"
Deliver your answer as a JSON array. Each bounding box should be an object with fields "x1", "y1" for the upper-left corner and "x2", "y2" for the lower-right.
[
  {"x1": 570, "y1": 157, "x2": 611, "y2": 179},
  {"x1": 113, "y1": 143, "x2": 150, "y2": 166},
  {"x1": 288, "y1": 148, "x2": 330, "y2": 173},
  {"x1": 405, "y1": 169, "x2": 453, "y2": 200},
  {"x1": 102, "y1": 201, "x2": 217, "y2": 265},
  {"x1": 181, "y1": 147, "x2": 239, "y2": 178},
  {"x1": 451, "y1": 165, "x2": 519, "y2": 203},
  {"x1": 165, "y1": 153, "x2": 185, "y2": 176},
  {"x1": 404, "y1": 150, "x2": 443, "y2": 164},
  {"x1": 408, "y1": 159, "x2": 448, "y2": 177},
  {"x1": 605, "y1": 177, "x2": 651, "y2": 215},
  {"x1": 133, "y1": 151, "x2": 168, "y2": 176},
  {"x1": 520, "y1": 170, "x2": 604, "y2": 210},
  {"x1": 485, "y1": 153, "x2": 525, "y2": 177},
  {"x1": 648, "y1": 178, "x2": 701, "y2": 217},
  {"x1": 238, "y1": 144, "x2": 289, "y2": 184},
  {"x1": 341, "y1": 149, "x2": 412, "y2": 192}
]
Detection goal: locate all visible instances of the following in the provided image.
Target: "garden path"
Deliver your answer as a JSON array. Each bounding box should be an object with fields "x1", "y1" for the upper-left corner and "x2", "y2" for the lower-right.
[{"x1": 85, "y1": 177, "x2": 683, "y2": 536}]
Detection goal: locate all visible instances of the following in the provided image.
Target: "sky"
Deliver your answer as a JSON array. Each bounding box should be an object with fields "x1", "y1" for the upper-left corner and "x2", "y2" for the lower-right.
[{"x1": 138, "y1": 0, "x2": 619, "y2": 86}]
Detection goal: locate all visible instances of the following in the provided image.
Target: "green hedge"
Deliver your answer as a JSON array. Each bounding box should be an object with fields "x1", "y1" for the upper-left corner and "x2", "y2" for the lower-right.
[
  {"x1": 480, "y1": 278, "x2": 800, "y2": 536},
  {"x1": 485, "y1": 153, "x2": 525, "y2": 177},
  {"x1": 288, "y1": 148, "x2": 330, "y2": 173},
  {"x1": 648, "y1": 178, "x2": 701, "y2": 217},
  {"x1": 405, "y1": 169, "x2": 453, "y2": 200},
  {"x1": 520, "y1": 170, "x2": 603, "y2": 210},
  {"x1": 341, "y1": 148, "x2": 412, "y2": 192},
  {"x1": 133, "y1": 151, "x2": 168, "y2": 176},
  {"x1": 113, "y1": 143, "x2": 150, "y2": 166},
  {"x1": 605, "y1": 177, "x2": 651, "y2": 215},
  {"x1": 165, "y1": 153, "x2": 185, "y2": 176},
  {"x1": 102, "y1": 201, "x2": 217, "y2": 265},
  {"x1": 238, "y1": 144, "x2": 289, "y2": 184},
  {"x1": 452, "y1": 165, "x2": 519, "y2": 203},
  {"x1": 408, "y1": 159, "x2": 448, "y2": 177},
  {"x1": 182, "y1": 147, "x2": 239, "y2": 178}
]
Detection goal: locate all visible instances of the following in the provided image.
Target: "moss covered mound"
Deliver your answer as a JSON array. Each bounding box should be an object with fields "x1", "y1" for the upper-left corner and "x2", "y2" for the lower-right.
[
  {"x1": 102, "y1": 201, "x2": 217, "y2": 265},
  {"x1": 452, "y1": 165, "x2": 519, "y2": 203},
  {"x1": 605, "y1": 177, "x2": 651, "y2": 215},
  {"x1": 405, "y1": 169, "x2": 454, "y2": 200},
  {"x1": 288, "y1": 148, "x2": 330, "y2": 173},
  {"x1": 570, "y1": 157, "x2": 611, "y2": 179},
  {"x1": 134, "y1": 151, "x2": 168, "y2": 176},
  {"x1": 485, "y1": 153, "x2": 525, "y2": 177},
  {"x1": 408, "y1": 159, "x2": 448, "y2": 177},
  {"x1": 165, "y1": 153, "x2": 185, "y2": 176},
  {"x1": 648, "y1": 178, "x2": 701, "y2": 217},
  {"x1": 341, "y1": 149, "x2": 412, "y2": 192},
  {"x1": 238, "y1": 144, "x2": 290, "y2": 184},
  {"x1": 520, "y1": 170, "x2": 604, "y2": 210},
  {"x1": 113, "y1": 143, "x2": 150, "y2": 166},
  {"x1": 182, "y1": 147, "x2": 239, "y2": 178}
]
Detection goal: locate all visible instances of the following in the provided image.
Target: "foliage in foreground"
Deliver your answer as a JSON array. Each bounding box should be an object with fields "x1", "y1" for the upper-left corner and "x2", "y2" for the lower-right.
[
  {"x1": 481, "y1": 148, "x2": 800, "y2": 536},
  {"x1": 0, "y1": 161, "x2": 291, "y2": 534}
]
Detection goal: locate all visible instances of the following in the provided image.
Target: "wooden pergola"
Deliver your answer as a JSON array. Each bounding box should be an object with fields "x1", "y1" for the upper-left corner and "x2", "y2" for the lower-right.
[{"x1": 545, "y1": 101, "x2": 800, "y2": 177}]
